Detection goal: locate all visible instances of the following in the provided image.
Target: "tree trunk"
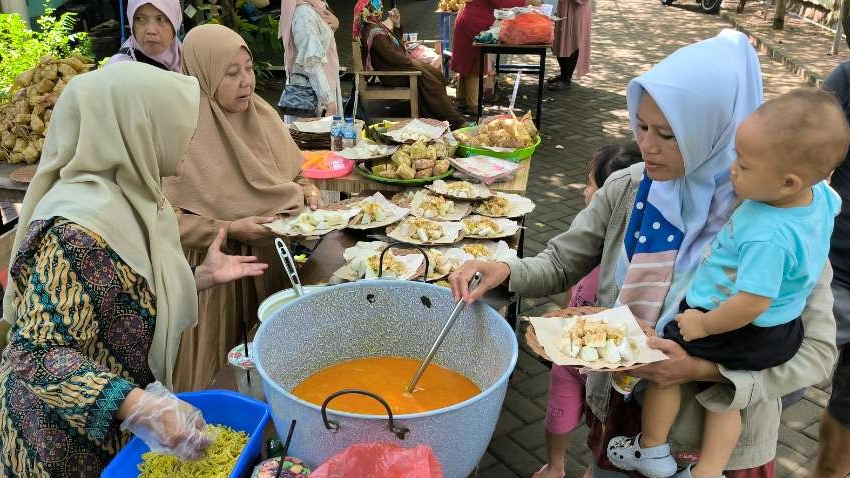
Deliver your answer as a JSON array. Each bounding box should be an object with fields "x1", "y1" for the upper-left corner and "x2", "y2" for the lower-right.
[
  {"x1": 773, "y1": 0, "x2": 788, "y2": 29},
  {"x1": 219, "y1": 0, "x2": 238, "y2": 28}
]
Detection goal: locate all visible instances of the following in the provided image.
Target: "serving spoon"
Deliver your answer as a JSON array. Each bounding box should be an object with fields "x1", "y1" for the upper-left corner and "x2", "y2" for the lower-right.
[{"x1": 405, "y1": 272, "x2": 482, "y2": 393}]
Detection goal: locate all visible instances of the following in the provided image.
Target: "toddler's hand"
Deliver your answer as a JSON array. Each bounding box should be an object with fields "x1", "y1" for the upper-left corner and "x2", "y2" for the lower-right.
[{"x1": 675, "y1": 309, "x2": 709, "y2": 341}]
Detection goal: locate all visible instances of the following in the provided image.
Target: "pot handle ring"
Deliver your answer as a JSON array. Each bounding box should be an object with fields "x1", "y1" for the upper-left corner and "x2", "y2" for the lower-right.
[
  {"x1": 378, "y1": 242, "x2": 429, "y2": 283},
  {"x1": 320, "y1": 388, "x2": 410, "y2": 440}
]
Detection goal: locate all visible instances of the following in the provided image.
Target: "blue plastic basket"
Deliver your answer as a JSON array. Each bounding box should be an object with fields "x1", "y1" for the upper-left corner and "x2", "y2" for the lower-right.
[{"x1": 102, "y1": 390, "x2": 270, "y2": 478}]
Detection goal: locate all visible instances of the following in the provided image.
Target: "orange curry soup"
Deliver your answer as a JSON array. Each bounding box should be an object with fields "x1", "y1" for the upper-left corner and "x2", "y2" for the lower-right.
[{"x1": 292, "y1": 356, "x2": 480, "y2": 415}]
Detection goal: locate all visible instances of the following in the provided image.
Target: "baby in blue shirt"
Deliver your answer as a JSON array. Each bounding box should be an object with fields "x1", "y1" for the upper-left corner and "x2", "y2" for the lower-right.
[{"x1": 609, "y1": 89, "x2": 847, "y2": 478}]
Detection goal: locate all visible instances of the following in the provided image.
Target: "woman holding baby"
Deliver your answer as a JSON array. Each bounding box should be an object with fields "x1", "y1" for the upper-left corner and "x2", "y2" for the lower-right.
[{"x1": 449, "y1": 29, "x2": 843, "y2": 477}]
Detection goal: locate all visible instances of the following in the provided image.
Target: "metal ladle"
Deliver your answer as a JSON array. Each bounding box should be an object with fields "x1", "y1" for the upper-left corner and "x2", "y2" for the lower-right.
[
  {"x1": 405, "y1": 272, "x2": 482, "y2": 393},
  {"x1": 275, "y1": 238, "x2": 303, "y2": 297}
]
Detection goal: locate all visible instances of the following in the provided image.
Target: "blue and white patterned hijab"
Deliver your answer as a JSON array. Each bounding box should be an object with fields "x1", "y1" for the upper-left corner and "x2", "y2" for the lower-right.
[{"x1": 615, "y1": 29, "x2": 764, "y2": 332}]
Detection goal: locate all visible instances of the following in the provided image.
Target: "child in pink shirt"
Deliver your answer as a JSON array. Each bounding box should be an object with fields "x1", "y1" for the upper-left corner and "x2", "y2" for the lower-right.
[{"x1": 534, "y1": 142, "x2": 643, "y2": 478}]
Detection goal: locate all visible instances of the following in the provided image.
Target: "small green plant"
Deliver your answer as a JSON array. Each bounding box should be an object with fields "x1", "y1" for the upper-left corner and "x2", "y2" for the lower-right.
[{"x1": 0, "y1": 4, "x2": 92, "y2": 100}]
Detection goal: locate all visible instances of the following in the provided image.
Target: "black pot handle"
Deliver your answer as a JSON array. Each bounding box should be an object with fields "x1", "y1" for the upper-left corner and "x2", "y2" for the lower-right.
[
  {"x1": 320, "y1": 388, "x2": 410, "y2": 440},
  {"x1": 378, "y1": 242, "x2": 429, "y2": 283}
]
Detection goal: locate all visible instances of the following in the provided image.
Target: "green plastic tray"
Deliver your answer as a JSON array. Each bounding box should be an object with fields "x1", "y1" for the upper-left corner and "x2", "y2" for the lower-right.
[
  {"x1": 355, "y1": 161, "x2": 455, "y2": 186},
  {"x1": 453, "y1": 126, "x2": 541, "y2": 162}
]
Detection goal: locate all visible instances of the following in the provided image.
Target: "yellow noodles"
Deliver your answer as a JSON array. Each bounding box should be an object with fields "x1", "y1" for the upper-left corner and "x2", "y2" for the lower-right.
[{"x1": 137, "y1": 425, "x2": 248, "y2": 478}]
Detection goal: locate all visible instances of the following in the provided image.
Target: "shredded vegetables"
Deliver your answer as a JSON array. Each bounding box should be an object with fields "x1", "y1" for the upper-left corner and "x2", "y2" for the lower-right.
[{"x1": 137, "y1": 425, "x2": 248, "y2": 478}]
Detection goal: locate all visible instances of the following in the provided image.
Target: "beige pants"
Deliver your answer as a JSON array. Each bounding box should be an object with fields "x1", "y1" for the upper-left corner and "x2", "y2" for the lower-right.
[{"x1": 455, "y1": 55, "x2": 496, "y2": 110}]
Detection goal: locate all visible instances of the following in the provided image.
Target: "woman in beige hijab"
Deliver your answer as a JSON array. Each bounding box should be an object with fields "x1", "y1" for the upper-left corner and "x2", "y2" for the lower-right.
[
  {"x1": 0, "y1": 62, "x2": 267, "y2": 477},
  {"x1": 164, "y1": 24, "x2": 319, "y2": 391}
]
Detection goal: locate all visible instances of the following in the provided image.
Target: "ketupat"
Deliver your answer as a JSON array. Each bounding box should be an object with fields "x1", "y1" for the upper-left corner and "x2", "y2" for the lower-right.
[
  {"x1": 0, "y1": 55, "x2": 93, "y2": 164},
  {"x1": 374, "y1": 140, "x2": 453, "y2": 179}
]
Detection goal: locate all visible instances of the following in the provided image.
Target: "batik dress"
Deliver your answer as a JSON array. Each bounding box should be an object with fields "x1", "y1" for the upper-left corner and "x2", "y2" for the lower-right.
[{"x1": 0, "y1": 218, "x2": 156, "y2": 478}]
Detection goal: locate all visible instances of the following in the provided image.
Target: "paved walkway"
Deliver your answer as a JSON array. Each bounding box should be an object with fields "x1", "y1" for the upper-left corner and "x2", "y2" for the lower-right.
[
  {"x1": 720, "y1": 0, "x2": 850, "y2": 85},
  {"x1": 310, "y1": 0, "x2": 841, "y2": 475}
]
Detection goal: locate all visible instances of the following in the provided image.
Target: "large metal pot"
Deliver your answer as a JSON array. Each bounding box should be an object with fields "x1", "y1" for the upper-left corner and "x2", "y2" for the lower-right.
[{"x1": 254, "y1": 280, "x2": 518, "y2": 478}]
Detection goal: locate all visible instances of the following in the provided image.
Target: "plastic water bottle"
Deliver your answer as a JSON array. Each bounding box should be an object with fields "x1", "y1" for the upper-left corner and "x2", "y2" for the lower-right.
[
  {"x1": 330, "y1": 115, "x2": 343, "y2": 151},
  {"x1": 342, "y1": 117, "x2": 357, "y2": 149}
]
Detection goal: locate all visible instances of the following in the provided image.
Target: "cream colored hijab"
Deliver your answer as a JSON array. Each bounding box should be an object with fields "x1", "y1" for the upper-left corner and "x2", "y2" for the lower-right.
[
  {"x1": 2, "y1": 62, "x2": 201, "y2": 389},
  {"x1": 163, "y1": 24, "x2": 304, "y2": 222}
]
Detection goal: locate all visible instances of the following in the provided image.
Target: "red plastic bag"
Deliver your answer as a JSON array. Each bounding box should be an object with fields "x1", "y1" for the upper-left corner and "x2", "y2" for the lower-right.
[
  {"x1": 499, "y1": 12, "x2": 554, "y2": 45},
  {"x1": 309, "y1": 443, "x2": 444, "y2": 478}
]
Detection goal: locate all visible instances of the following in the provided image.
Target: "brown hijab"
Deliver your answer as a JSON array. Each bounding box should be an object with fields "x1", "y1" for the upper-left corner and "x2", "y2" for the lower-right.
[{"x1": 164, "y1": 24, "x2": 304, "y2": 221}]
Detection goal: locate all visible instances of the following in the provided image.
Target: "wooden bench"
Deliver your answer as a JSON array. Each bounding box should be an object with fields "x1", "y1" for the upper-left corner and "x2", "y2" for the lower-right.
[{"x1": 352, "y1": 38, "x2": 445, "y2": 121}]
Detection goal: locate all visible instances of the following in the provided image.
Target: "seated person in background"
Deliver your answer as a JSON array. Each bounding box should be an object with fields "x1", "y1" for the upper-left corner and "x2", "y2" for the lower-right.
[
  {"x1": 607, "y1": 89, "x2": 848, "y2": 478},
  {"x1": 352, "y1": 0, "x2": 466, "y2": 129}
]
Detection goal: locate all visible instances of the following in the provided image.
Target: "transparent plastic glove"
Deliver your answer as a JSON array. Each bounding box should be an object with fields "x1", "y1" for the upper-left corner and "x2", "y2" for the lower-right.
[{"x1": 119, "y1": 382, "x2": 214, "y2": 461}]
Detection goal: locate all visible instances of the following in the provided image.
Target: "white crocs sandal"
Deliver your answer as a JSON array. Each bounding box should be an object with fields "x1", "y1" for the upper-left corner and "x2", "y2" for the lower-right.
[{"x1": 606, "y1": 433, "x2": 678, "y2": 478}]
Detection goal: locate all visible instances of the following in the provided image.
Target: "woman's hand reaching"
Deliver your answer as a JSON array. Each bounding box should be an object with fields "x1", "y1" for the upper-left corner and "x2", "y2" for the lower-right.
[
  {"x1": 448, "y1": 260, "x2": 510, "y2": 304},
  {"x1": 228, "y1": 216, "x2": 278, "y2": 246},
  {"x1": 195, "y1": 228, "x2": 268, "y2": 291}
]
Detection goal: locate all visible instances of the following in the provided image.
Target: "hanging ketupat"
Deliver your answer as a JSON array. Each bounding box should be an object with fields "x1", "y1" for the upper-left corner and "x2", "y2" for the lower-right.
[{"x1": 0, "y1": 54, "x2": 93, "y2": 164}]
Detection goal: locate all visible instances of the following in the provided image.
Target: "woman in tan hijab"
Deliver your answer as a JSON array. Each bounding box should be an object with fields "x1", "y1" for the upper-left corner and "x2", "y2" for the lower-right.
[
  {"x1": 0, "y1": 62, "x2": 267, "y2": 477},
  {"x1": 164, "y1": 24, "x2": 319, "y2": 391}
]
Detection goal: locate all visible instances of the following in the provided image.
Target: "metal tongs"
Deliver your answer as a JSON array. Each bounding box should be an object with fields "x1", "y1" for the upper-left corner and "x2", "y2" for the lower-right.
[
  {"x1": 405, "y1": 272, "x2": 482, "y2": 393},
  {"x1": 275, "y1": 238, "x2": 303, "y2": 297}
]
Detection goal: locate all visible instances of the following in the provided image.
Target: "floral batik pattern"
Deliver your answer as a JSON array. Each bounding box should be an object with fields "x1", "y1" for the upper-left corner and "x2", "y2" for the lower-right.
[{"x1": 0, "y1": 218, "x2": 157, "y2": 478}]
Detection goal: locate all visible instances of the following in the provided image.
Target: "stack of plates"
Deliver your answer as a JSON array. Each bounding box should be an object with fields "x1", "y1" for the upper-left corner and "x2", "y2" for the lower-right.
[{"x1": 289, "y1": 128, "x2": 331, "y2": 151}]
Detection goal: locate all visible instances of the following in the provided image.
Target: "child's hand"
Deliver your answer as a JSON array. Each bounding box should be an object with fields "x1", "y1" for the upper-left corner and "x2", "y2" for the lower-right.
[{"x1": 675, "y1": 309, "x2": 709, "y2": 341}]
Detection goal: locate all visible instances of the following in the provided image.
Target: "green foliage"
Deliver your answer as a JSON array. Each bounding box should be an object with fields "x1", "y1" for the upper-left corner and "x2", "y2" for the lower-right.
[
  {"x1": 0, "y1": 5, "x2": 92, "y2": 101},
  {"x1": 199, "y1": 1, "x2": 281, "y2": 83}
]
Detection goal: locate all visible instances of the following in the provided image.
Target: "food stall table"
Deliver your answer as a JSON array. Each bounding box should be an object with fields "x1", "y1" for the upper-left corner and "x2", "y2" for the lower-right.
[
  {"x1": 473, "y1": 42, "x2": 551, "y2": 129},
  {"x1": 309, "y1": 158, "x2": 530, "y2": 195}
]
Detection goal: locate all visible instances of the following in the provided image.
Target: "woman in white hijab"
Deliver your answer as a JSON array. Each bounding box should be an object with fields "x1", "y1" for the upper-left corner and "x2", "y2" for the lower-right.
[
  {"x1": 107, "y1": 0, "x2": 183, "y2": 72},
  {"x1": 0, "y1": 62, "x2": 266, "y2": 477},
  {"x1": 451, "y1": 30, "x2": 837, "y2": 476}
]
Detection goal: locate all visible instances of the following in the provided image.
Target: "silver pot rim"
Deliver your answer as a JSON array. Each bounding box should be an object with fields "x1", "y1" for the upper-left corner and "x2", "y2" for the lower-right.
[{"x1": 254, "y1": 279, "x2": 519, "y2": 420}]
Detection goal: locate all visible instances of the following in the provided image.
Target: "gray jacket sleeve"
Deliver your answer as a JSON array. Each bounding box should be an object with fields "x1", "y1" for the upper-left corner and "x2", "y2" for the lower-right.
[
  {"x1": 697, "y1": 263, "x2": 838, "y2": 412},
  {"x1": 502, "y1": 169, "x2": 632, "y2": 298}
]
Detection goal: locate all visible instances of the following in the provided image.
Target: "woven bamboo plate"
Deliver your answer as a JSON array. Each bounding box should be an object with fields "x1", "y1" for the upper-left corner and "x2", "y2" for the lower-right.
[
  {"x1": 9, "y1": 164, "x2": 37, "y2": 184},
  {"x1": 524, "y1": 306, "x2": 607, "y2": 362}
]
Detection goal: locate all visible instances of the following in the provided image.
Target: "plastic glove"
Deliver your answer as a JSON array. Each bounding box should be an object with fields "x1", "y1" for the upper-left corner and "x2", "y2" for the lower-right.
[{"x1": 120, "y1": 382, "x2": 214, "y2": 461}]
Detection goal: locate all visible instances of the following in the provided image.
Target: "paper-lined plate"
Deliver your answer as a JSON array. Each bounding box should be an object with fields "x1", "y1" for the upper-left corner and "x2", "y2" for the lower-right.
[
  {"x1": 383, "y1": 119, "x2": 450, "y2": 144},
  {"x1": 333, "y1": 241, "x2": 425, "y2": 282},
  {"x1": 409, "y1": 190, "x2": 471, "y2": 221},
  {"x1": 337, "y1": 142, "x2": 399, "y2": 161},
  {"x1": 348, "y1": 192, "x2": 410, "y2": 230},
  {"x1": 266, "y1": 207, "x2": 360, "y2": 238},
  {"x1": 454, "y1": 240, "x2": 517, "y2": 261},
  {"x1": 474, "y1": 192, "x2": 536, "y2": 218},
  {"x1": 423, "y1": 247, "x2": 472, "y2": 281},
  {"x1": 386, "y1": 218, "x2": 464, "y2": 245},
  {"x1": 427, "y1": 180, "x2": 492, "y2": 200},
  {"x1": 525, "y1": 306, "x2": 668, "y2": 370},
  {"x1": 461, "y1": 215, "x2": 520, "y2": 239}
]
